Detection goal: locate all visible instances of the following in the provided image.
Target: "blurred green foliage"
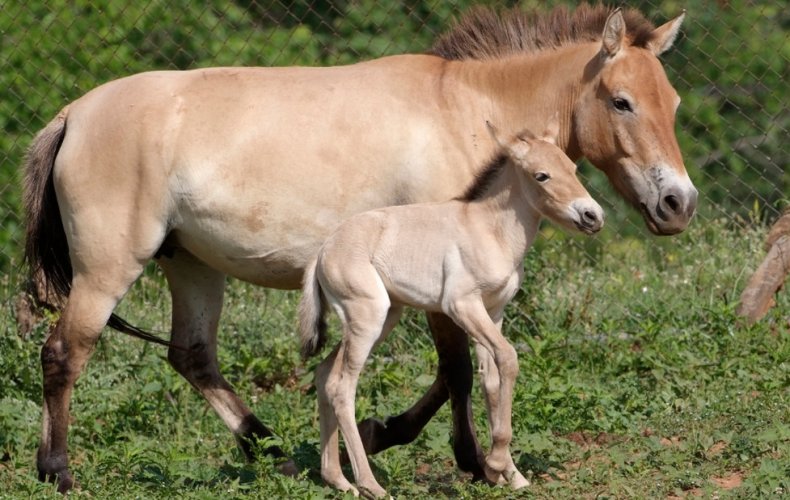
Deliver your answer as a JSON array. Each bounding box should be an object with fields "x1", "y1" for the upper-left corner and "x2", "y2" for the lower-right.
[{"x1": 1, "y1": 0, "x2": 787, "y2": 271}]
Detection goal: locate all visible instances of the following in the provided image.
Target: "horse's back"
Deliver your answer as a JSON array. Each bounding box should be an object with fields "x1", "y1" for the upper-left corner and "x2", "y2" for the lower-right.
[{"x1": 52, "y1": 55, "x2": 476, "y2": 288}]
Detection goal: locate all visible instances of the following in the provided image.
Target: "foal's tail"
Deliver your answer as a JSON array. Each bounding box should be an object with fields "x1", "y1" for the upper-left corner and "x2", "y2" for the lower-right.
[
  {"x1": 298, "y1": 258, "x2": 328, "y2": 359},
  {"x1": 23, "y1": 108, "x2": 173, "y2": 348}
]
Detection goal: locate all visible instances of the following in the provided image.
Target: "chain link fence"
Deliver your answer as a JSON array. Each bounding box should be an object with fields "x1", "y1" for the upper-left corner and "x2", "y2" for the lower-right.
[{"x1": 1, "y1": 0, "x2": 788, "y2": 312}]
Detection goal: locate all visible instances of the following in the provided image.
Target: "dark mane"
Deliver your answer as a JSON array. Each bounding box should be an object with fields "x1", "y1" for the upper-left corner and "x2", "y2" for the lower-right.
[
  {"x1": 457, "y1": 152, "x2": 509, "y2": 202},
  {"x1": 430, "y1": 3, "x2": 656, "y2": 60}
]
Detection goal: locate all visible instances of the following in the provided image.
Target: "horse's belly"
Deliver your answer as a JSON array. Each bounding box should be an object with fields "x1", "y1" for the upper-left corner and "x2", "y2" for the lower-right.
[{"x1": 172, "y1": 234, "x2": 315, "y2": 289}]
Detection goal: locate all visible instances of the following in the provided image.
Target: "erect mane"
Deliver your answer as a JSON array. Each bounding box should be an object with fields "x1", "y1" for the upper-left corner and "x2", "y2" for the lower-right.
[
  {"x1": 456, "y1": 152, "x2": 509, "y2": 202},
  {"x1": 430, "y1": 3, "x2": 657, "y2": 60}
]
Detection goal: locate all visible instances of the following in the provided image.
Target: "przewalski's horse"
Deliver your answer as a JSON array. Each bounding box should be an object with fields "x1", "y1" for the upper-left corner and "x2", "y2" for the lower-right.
[
  {"x1": 24, "y1": 4, "x2": 696, "y2": 492},
  {"x1": 300, "y1": 120, "x2": 604, "y2": 497}
]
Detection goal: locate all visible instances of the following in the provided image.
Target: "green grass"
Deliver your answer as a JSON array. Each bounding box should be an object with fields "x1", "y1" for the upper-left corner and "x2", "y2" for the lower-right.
[{"x1": 0, "y1": 216, "x2": 788, "y2": 499}]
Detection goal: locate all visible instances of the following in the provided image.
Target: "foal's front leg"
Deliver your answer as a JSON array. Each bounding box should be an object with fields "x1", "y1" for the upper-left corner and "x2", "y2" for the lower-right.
[
  {"x1": 448, "y1": 300, "x2": 519, "y2": 480},
  {"x1": 474, "y1": 340, "x2": 530, "y2": 489}
]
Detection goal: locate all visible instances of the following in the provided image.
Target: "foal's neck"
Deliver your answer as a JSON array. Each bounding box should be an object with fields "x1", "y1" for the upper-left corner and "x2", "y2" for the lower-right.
[{"x1": 467, "y1": 163, "x2": 541, "y2": 264}]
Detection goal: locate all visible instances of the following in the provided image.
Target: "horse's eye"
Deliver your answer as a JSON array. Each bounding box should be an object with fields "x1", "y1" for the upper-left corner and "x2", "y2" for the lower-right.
[
  {"x1": 612, "y1": 97, "x2": 632, "y2": 112},
  {"x1": 534, "y1": 172, "x2": 551, "y2": 183}
]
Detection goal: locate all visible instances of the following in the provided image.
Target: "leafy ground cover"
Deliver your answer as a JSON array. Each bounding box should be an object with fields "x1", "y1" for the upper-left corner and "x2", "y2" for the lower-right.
[{"x1": 0, "y1": 217, "x2": 787, "y2": 499}]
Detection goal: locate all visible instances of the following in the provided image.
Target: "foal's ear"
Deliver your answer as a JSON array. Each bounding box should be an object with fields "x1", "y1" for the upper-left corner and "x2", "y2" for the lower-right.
[
  {"x1": 647, "y1": 11, "x2": 685, "y2": 56},
  {"x1": 539, "y1": 113, "x2": 560, "y2": 145},
  {"x1": 602, "y1": 8, "x2": 625, "y2": 57},
  {"x1": 486, "y1": 120, "x2": 506, "y2": 149}
]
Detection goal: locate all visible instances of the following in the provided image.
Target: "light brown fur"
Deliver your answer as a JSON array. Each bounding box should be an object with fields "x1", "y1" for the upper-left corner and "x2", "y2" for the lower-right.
[
  {"x1": 300, "y1": 122, "x2": 603, "y2": 497},
  {"x1": 24, "y1": 5, "x2": 694, "y2": 492}
]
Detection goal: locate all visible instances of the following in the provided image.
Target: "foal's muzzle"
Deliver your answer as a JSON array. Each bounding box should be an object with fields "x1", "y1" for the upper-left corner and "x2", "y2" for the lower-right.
[{"x1": 572, "y1": 200, "x2": 605, "y2": 235}]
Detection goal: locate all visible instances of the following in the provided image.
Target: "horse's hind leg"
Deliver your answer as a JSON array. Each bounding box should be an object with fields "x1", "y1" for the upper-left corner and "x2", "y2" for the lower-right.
[
  {"x1": 158, "y1": 250, "x2": 297, "y2": 475},
  {"x1": 357, "y1": 312, "x2": 485, "y2": 479},
  {"x1": 37, "y1": 265, "x2": 144, "y2": 492}
]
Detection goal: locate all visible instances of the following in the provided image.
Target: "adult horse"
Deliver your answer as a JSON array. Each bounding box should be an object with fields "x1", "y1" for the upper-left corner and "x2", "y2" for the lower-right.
[{"x1": 24, "y1": 4, "x2": 696, "y2": 493}]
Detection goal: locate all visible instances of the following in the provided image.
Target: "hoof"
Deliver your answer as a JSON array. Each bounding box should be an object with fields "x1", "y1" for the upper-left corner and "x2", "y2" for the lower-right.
[
  {"x1": 359, "y1": 484, "x2": 389, "y2": 499},
  {"x1": 483, "y1": 463, "x2": 506, "y2": 485},
  {"x1": 37, "y1": 453, "x2": 74, "y2": 494},
  {"x1": 507, "y1": 469, "x2": 530, "y2": 489},
  {"x1": 38, "y1": 468, "x2": 74, "y2": 494},
  {"x1": 276, "y1": 458, "x2": 299, "y2": 477}
]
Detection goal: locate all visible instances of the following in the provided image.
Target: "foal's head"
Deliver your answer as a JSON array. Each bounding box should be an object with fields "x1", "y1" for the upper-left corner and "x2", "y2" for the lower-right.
[{"x1": 489, "y1": 119, "x2": 603, "y2": 235}]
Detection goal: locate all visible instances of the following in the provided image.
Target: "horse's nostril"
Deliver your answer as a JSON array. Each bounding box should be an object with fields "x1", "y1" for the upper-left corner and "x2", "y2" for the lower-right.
[
  {"x1": 584, "y1": 210, "x2": 598, "y2": 223},
  {"x1": 664, "y1": 194, "x2": 680, "y2": 213}
]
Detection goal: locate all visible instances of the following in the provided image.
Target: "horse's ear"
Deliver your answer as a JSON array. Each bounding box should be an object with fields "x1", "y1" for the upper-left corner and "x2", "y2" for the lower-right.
[
  {"x1": 539, "y1": 113, "x2": 560, "y2": 145},
  {"x1": 602, "y1": 8, "x2": 625, "y2": 57},
  {"x1": 647, "y1": 11, "x2": 685, "y2": 56}
]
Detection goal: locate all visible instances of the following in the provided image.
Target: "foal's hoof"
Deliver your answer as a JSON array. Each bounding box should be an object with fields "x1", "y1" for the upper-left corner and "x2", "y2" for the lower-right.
[
  {"x1": 359, "y1": 484, "x2": 389, "y2": 499},
  {"x1": 508, "y1": 470, "x2": 530, "y2": 490}
]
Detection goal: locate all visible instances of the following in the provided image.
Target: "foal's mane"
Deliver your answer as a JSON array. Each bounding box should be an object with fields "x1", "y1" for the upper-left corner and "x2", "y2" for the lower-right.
[
  {"x1": 430, "y1": 3, "x2": 656, "y2": 60},
  {"x1": 457, "y1": 152, "x2": 508, "y2": 202}
]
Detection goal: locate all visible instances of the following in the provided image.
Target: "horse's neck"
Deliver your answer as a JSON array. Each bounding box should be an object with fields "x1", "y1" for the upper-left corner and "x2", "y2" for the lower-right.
[
  {"x1": 446, "y1": 43, "x2": 598, "y2": 160},
  {"x1": 469, "y1": 166, "x2": 541, "y2": 265}
]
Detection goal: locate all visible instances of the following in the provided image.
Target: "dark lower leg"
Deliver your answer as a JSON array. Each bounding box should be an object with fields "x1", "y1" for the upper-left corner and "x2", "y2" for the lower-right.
[
  {"x1": 355, "y1": 313, "x2": 484, "y2": 478},
  {"x1": 429, "y1": 313, "x2": 485, "y2": 478},
  {"x1": 36, "y1": 328, "x2": 82, "y2": 493}
]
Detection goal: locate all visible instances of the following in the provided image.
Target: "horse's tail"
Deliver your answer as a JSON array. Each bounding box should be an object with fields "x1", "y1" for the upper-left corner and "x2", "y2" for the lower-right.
[
  {"x1": 23, "y1": 108, "x2": 174, "y2": 348},
  {"x1": 298, "y1": 258, "x2": 328, "y2": 359},
  {"x1": 23, "y1": 108, "x2": 71, "y2": 301}
]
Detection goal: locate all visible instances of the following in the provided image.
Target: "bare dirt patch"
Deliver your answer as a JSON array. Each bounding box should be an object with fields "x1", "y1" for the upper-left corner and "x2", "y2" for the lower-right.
[{"x1": 711, "y1": 471, "x2": 744, "y2": 489}]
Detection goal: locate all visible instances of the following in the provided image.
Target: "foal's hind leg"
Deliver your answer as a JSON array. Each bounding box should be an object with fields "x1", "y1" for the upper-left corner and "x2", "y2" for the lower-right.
[
  {"x1": 158, "y1": 250, "x2": 297, "y2": 475},
  {"x1": 37, "y1": 267, "x2": 145, "y2": 492},
  {"x1": 316, "y1": 344, "x2": 357, "y2": 494},
  {"x1": 328, "y1": 298, "x2": 393, "y2": 498},
  {"x1": 326, "y1": 307, "x2": 402, "y2": 493},
  {"x1": 357, "y1": 312, "x2": 485, "y2": 479}
]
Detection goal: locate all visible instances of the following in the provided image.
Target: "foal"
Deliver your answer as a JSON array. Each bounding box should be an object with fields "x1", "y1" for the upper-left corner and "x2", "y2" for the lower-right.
[{"x1": 299, "y1": 120, "x2": 604, "y2": 498}]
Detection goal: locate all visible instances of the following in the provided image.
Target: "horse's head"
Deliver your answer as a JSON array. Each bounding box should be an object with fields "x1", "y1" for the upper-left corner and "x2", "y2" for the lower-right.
[
  {"x1": 574, "y1": 9, "x2": 697, "y2": 235},
  {"x1": 489, "y1": 117, "x2": 604, "y2": 236}
]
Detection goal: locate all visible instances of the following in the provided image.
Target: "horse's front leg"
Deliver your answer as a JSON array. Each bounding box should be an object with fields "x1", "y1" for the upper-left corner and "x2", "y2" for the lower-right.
[{"x1": 356, "y1": 312, "x2": 485, "y2": 479}]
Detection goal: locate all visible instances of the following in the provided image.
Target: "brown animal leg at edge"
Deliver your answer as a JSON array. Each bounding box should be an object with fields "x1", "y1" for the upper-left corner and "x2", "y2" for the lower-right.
[
  {"x1": 356, "y1": 312, "x2": 485, "y2": 479},
  {"x1": 37, "y1": 277, "x2": 136, "y2": 493}
]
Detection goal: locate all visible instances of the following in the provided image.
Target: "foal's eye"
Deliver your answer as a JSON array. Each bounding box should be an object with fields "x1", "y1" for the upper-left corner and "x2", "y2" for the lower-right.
[
  {"x1": 612, "y1": 97, "x2": 633, "y2": 113},
  {"x1": 534, "y1": 172, "x2": 551, "y2": 183}
]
